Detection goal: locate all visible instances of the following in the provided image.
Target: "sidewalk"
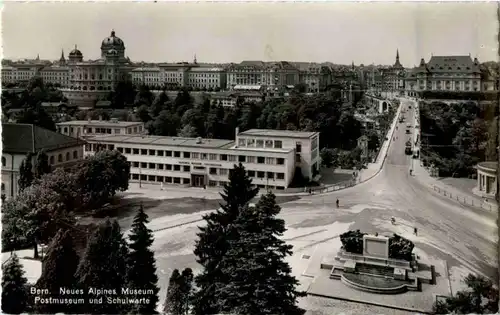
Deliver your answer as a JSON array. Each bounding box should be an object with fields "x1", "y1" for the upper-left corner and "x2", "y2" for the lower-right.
[{"x1": 358, "y1": 97, "x2": 404, "y2": 183}]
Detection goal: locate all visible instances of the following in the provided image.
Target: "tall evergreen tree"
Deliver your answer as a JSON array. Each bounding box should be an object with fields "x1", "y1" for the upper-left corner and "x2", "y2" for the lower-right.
[
  {"x1": 34, "y1": 150, "x2": 51, "y2": 179},
  {"x1": 18, "y1": 153, "x2": 34, "y2": 191},
  {"x1": 180, "y1": 268, "x2": 193, "y2": 314},
  {"x1": 35, "y1": 229, "x2": 79, "y2": 314},
  {"x1": 192, "y1": 163, "x2": 259, "y2": 315},
  {"x1": 164, "y1": 269, "x2": 183, "y2": 315},
  {"x1": 217, "y1": 192, "x2": 306, "y2": 315},
  {"x1": 75, "y1": 219, "x2": 128, "y2": 314},
  {"x1": 127, "y1": 204, "x2": 159, "y2": 314},
  {"x1": 2, "y1": 254, "x2": 28, "y2": 314}
]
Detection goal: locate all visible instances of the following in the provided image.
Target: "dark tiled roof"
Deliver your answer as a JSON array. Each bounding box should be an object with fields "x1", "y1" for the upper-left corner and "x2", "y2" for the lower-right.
[
  {"x1": 426, "y1": 56, "x2": 480, "y2": 73},
  {"x1": 2, "y1": 123, "x2": 83, "y2": 154}
]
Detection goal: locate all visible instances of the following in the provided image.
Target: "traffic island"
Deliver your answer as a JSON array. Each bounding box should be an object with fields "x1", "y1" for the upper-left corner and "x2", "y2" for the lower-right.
[{"x1": 305, "y1": 231, "x2": 451, "y2": 313}]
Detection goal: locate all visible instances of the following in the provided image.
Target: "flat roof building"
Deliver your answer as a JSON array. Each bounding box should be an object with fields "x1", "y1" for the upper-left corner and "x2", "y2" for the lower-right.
[
  {"x1": 83, "y1": 128, "x2": 320, "y2": 190},
  {"x1": 57, "y1": 119, "x2": 145, "y2": 139}
]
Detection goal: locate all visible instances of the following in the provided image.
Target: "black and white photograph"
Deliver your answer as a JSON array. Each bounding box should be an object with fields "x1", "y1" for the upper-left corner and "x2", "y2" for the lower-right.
[{"x1": 0, "y1": 1, "x2": 498, "y2": 314}]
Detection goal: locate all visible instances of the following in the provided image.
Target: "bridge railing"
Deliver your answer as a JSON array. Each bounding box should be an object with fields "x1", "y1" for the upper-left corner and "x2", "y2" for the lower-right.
[{"x1": 432, "y1": 185, "x2": 496, "y2": 211}]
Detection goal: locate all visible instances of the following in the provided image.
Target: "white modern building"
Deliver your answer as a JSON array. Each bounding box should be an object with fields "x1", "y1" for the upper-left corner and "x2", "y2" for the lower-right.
[
  {"x1": 56, "y1": 119, "x2": 145, "y2": 139},
  {"x1": 83, "y1": 128, "x2": 320, "y2": 190}
]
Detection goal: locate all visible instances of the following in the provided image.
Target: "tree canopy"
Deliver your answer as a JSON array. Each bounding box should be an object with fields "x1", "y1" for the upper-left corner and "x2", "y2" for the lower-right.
[
  {"x1": 420, "y1": 101, "x2": 495, "y2": 177},
  {"x1": 2, "y1": 254, "x2": 29, "y2": 314},
  {"x1": 127, "y1": 204, "x2": 159, "y2": 314},
  {"x1": 433, "y1": 273, "x2": 498, "y2": 314},
  {"x1": 192, "y1": 163, "x2": 259, "y2": 315}
]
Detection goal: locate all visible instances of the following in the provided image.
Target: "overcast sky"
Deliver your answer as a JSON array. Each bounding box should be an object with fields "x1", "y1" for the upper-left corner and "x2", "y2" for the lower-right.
[{"x1": 2, "y1": 2, "x2": 498, "y2": 65}]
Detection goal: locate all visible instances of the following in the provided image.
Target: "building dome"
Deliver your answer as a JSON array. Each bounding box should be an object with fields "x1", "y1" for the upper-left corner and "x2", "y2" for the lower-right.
[
  {"x1": 101, "y1": 30, "x2": 124, "y2": 49},
  {"x1": 69, "y1": 45, "x2": 82, "y2": 56}
]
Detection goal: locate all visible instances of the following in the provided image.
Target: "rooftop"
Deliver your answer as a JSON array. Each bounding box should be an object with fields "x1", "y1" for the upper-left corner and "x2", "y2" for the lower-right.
[
  {"x1": 56, "y1": 120, "x2": 143, "y2": 127},
  {"x1": 189, "y1": 67, "x2": 224, "y2": 72},
  {"x1": 477, "y1": 161, "x2": 498, "y2": 171},
  {"x1": 240, "y1": 129, "x2": 318, "y2": 138},
  {"x1": 2, "y1": 123, "x2": 83, "y2": 154},
  {"x1": 86, "y1": 135, "x2": 235, "y2": 149}
]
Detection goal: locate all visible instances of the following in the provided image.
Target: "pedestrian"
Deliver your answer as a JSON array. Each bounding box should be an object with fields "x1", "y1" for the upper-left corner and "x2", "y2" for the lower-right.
[
  {"x1": 414, "y1": 227, "x2": 418, "y2": 236},
  {"x1": 336, "y1": 199, "x2": 339, "y2": 208},
  {"x1": 309, "y1": 188, "x2": 312, "y2": 195},
  {"x1": 160, "y1": 182, "x2": 164, "y2": 190}
]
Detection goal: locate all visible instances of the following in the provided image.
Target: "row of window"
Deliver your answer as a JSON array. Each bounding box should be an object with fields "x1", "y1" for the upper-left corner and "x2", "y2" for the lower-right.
[
  {"x1": 129, "y1": 161, "x2": 285, "y2": 180},
  {"x1": 0, "y1": 150, "x2": 79, "y2": 168},
  {"x1": 88, "y1": 144, "x2": 288, "y2": 165},
  {"x1": 49, "y1": 150, "x2": 79, "y2": 164},
  {"x1": 60, "y1": 125, "x2": 142, "y2": 135},
  {"x1": 128, "y1": 173, "x2": 286, "y2": 190}
]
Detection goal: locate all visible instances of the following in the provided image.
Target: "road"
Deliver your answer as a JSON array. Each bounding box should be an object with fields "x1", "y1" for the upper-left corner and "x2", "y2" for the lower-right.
[{"x1": 136, "y1": 97, "x2": 497, "y2": 313}]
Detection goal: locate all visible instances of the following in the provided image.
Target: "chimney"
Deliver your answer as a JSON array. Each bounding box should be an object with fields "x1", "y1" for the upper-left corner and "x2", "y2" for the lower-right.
[{"x1": 235, "y1": 127, "x2": 240, "y2": 139}]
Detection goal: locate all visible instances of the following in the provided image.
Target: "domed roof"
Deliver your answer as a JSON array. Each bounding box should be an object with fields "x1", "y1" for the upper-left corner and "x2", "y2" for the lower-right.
[
  {"x1": 101, "y1": 30, "x2": 124, "y2": 49},
  {"x1": 69, "y1": 45, "x2": 82, "y2": 56}
]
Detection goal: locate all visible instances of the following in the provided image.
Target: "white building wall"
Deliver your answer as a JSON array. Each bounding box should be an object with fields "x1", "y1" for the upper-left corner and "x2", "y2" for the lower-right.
[
  {"x1": 235, "y1": 133, "x2": 320, "y2": 180},
  {"x1": 83, "y1": 141, "x2": 294, "y2": 189},
  {"x1": 1, "y1": 145, "x2": 84, "y2": 199}
]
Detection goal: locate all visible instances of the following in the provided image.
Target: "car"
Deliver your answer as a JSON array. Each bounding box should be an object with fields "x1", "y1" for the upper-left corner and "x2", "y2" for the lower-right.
[{"x1": 406, "y1": 130, "x2": 410, "y2": 134}]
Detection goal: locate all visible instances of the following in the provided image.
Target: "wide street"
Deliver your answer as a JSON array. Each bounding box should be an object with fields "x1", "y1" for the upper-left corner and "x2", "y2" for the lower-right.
[{"x1": 120, "y1": 98, "x2": 497, "y2": 313}]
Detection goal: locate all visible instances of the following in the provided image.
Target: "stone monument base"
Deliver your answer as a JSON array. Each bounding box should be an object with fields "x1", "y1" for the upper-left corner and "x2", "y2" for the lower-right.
[{"x1": 320, "y1": 249, "x2": 434, "y2": 294}]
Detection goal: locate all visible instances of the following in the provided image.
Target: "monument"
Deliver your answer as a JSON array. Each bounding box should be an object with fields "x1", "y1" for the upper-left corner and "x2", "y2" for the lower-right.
[{"x1": 320, "y1": 231, "x2": 435, "y2": 294}]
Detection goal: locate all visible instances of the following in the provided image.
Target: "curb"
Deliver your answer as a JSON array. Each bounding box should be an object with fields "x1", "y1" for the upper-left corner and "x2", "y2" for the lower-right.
[
  {"x1": 306, "y1": 291, "x2": 432, "y2": 314},
  {"x1": 151, "y1": 218, "x2": 205, "y2": 233}
]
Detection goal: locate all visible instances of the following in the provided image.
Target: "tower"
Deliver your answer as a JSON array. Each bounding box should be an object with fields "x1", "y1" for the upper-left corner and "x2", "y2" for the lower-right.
[
  {"x1": 394, "y1": 49, "x2": 403, "y2": 69},
  {"x1": 60, "y1": 49, "x2": 66, "y2": 65}
]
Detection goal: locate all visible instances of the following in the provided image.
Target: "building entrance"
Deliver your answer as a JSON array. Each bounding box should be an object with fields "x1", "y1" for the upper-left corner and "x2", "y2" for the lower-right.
[{"x1": 191, "y1": 174, "x2": 205, "y2": 187}]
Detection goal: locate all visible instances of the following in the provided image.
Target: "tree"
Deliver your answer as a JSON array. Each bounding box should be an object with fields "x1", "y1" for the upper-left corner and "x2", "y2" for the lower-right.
[
  {"x1": 18, "y1": 153, "x2": 34, "y2": 191},
  {"x1": 77, "y1": 150, "x2": 130, "y2": 209},
  {"x1": 127, "y1": 204, "x2": 159, "y2": 314},
  {"x1": 192, "y1": 163, "x2": 259, "y2": 315},
  {"x1": 35, "y1": 229, "x2": 79, "y2": 314},
  {"x1": 179, "y1": 268, "x2": 193, "y2": 313},
  {"x1": 320, "y1": 148, "x2": 336, "y2": 168},
  {"x1": 178, "y1": 124, "x2": 198, "y2": 138},
  {"x1": 34, "y1": 150, "x2": 51, "y2": 179},
  {"x1": 2, "y1": 254, "x2": 28, "y2": 314},
  {"x1": 2, "y1": 180, "x2": 76, "y2": 259},
  {"x1": 216, "y1": 193, "x2": 305, "y2": 315},
  {"x1": 433, "y1": 273, "x2": 498, "y2": 314},
  {"x1": 164, "y1": 269, "x2": 183, "y2": 315},
  {"x1": 75, "y1": 219, "x2": 128, "y2": 314},
  {"x1": 164, "y1": 268, "x2": 193, "y2": 315},
  {"x1": 16, "y1": 107, "x2": 56, "y2": 131}
]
